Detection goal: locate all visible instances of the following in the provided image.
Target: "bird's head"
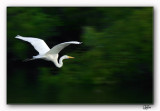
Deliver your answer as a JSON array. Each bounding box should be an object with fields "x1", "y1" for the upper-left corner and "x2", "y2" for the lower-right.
[{"x1": 63, "y1": 55, "x2": 74, "y2": 60}]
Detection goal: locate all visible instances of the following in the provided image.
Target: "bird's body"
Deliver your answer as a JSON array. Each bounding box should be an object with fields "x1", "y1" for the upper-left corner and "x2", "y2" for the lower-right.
[{"x1": 15, "y1": 35, "x2": 82, "y2": 68}]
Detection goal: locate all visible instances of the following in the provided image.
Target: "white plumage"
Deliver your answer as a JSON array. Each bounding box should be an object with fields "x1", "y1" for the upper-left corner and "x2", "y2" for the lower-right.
[{"x1": 15, "y1": 35, "x2": 82, "y2": 68}]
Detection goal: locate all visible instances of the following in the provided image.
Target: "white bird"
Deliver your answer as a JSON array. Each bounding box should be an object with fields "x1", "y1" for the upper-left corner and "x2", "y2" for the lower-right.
[{"x1": 15, "y1": 35, "x2": 82, "y2": 68}]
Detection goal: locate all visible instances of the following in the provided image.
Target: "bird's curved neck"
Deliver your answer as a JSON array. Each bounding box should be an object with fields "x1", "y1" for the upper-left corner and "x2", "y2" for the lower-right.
[{"x1": 54, "y1": 56, "x2": 65, "y2": 68}]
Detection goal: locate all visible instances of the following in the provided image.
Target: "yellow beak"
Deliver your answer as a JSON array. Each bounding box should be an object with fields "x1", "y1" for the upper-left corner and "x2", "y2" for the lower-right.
[{"x1": 68, "y1": 56, "x2": 74, "y2": 59}]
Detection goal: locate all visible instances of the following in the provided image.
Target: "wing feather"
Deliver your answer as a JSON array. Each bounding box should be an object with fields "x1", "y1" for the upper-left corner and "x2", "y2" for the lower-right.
[
  {"x1": 15, "y1": 35, "x2": 50, "y2": 55},
  {"x1": 46, "y1": 41, "x2": 82, "y2": 54}
]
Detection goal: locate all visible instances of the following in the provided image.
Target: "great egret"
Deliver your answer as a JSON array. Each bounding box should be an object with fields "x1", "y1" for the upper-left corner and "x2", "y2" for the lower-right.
[{"x1": 15, "y1": 35, "x2": 82, "y2": 68}]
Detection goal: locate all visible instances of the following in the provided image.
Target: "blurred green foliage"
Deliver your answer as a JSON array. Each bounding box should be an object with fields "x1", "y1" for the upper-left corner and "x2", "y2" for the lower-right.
[{"x1": 7, "y1": 7, "x2": 153, "y2": 103}]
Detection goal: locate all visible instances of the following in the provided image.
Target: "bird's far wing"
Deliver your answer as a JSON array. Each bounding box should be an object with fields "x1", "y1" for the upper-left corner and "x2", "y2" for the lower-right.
[
  {"x1": 15, "y1": 35, "x2": 50, "y2": 55},
  {"x1": 46, "y1": 41, "x2": 82, "y2": 54}
]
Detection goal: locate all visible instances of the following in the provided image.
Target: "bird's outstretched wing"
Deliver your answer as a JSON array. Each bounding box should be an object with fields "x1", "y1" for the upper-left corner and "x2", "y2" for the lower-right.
[
  {"x1": 15, "y1": 35, "x2": 50, "y2": 55},
  {"x1": 46, "y1": 41, "x2": 82, "y2": 54}
]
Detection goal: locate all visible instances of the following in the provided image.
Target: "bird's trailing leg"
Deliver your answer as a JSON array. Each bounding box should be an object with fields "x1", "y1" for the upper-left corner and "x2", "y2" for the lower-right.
[{"x1": 23, "y1": 58, "x2": 35, "y2": 62}]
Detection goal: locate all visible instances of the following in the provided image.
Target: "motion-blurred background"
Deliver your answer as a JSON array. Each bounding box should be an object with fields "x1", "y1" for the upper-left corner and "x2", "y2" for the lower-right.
[{"x1": 7, "y1": 7, "x2": 153, "y2": 104}]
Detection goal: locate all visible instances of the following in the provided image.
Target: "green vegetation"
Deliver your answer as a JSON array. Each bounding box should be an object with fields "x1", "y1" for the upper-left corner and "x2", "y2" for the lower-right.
[{"x1": 7, "y1": 7, "x2": 153, "y2": 104}]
